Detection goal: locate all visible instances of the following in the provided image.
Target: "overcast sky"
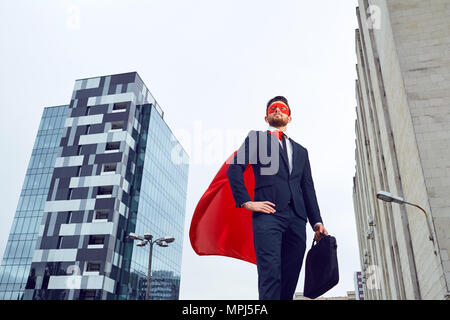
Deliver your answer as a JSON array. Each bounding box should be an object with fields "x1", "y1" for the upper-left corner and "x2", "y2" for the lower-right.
[{"x1": 0, "y1": 0, "x2": 360, "y2": 299}]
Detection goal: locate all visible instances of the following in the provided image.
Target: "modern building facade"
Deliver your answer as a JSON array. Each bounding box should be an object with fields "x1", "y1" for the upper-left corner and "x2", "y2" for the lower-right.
[
  {"x1": 0, "y1": 72, "x2": 189, "y2": 300},
  {"x1": 0, "y1": 105, "x2": 69, "y2": 300},
  {"x1": 353, "y1": 0, "x2": 449, "y2": 299}
]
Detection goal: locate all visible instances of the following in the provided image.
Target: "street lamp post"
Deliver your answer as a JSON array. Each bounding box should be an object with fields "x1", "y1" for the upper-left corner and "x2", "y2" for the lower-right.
[
  {"x1": 128, "y1": 232, "x2": 175, "y2": 300},
  {"x1": 376, "y1": 191, "x2": 437, "y2": 255}
]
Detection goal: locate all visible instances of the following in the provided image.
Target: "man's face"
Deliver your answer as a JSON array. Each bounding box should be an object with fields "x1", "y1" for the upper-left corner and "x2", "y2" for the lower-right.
[{"x1": 265, "y1": 101, "x2": 292, "y2": 127}]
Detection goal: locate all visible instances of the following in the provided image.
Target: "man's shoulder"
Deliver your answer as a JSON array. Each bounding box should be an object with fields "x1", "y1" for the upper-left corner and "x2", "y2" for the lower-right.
[{"x1": 290, "y1": 138, "x2": 307, "y2": 152}]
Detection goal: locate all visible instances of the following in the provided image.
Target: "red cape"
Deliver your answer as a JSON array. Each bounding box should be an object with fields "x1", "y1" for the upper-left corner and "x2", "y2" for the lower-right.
[{"x1": 189, "y1": 151, "x2": 257, "y2": 264}]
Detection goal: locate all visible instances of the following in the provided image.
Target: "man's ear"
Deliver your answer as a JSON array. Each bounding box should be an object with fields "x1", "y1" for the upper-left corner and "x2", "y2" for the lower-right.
[{"x1": 264, "y1": 116, "x2": 268, "y2": 123}]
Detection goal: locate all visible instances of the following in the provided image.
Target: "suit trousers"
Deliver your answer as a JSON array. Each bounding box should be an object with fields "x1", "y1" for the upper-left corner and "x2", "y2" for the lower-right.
[{"x1": 252, "y1": 202, "x2": 307, "y2": 300}]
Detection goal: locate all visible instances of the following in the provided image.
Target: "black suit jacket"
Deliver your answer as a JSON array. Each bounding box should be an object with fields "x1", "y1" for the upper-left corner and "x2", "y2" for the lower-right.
[{"x1": 227, "y1": 130, "x2": 322, "y2": 230}]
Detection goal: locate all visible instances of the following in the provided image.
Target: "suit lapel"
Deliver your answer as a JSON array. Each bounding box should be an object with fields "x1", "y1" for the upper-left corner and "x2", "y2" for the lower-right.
[{"x1": 290, "y1": 139, "x2": 297, "y2": 176}]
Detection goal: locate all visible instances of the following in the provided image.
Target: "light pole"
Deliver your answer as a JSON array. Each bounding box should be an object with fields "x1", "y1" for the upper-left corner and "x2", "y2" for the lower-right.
[
  {"x1": 376, "y1": 191, "x2": 437, "y2": 255},
  {"x1": 128, "y1": 232, "x2": 175, "y2": 300}
]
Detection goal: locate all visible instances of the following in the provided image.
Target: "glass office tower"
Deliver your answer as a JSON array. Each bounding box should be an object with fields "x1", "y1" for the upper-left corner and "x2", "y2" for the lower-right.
[
  {"x1": 0, "y1": 72, "x2": 189, "y2": 300},
  {"x1": 0, "y1": 105, "x2": 69, "y2": 300},
  {"x1": 118, "y1": 100, "x2": 188, "y2": 300}
]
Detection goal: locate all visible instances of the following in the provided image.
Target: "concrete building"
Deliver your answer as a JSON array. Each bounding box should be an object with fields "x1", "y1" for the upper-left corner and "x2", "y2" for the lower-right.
[
  {"x1": 0, "y1": 72, "x2": 189, "y2": 300},
  {"x1": 353, "y1": 0, "x2": 450, "y2": 299}
]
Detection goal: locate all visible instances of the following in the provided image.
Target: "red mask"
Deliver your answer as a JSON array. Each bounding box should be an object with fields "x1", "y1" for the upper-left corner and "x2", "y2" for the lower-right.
[{"x1": 267, "y1": 101, "x2": 290, "y2": 116}]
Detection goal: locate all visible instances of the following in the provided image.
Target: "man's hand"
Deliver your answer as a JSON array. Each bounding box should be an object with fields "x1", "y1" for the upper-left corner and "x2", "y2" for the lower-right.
[
  {"x1": 314, "y1": 223, "x2": 329, "y2": 242},
  {"x1": 243, "y1": 201, "x2": 276, "y2": 214}
]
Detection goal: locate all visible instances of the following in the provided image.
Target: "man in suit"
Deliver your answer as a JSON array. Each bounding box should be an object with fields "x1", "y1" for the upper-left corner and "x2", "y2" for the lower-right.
[{"x1": 226, "y1": 96, "x2": 328, "y2": 300}]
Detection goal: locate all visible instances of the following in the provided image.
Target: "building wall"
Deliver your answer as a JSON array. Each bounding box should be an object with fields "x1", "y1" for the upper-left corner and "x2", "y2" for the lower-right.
[
  {"x1": 0, "y1": 105, "x2": 69, "y2": 300},
  {"x1": 383, "y1": 0, "x2": 450, "y2": 299},
  {"x1": 21, "y1": 72, "x2": 188, "y2": 300},
  {"x1": 353, "y1": 0, "x2": 450, "y2": 300},
  {"x1": 118, "y1": 87, "x2": 189, "y2": 300}
]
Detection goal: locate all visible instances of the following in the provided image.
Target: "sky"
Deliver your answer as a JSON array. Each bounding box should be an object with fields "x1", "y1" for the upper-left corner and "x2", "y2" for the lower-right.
[{"x1": 0, "y1": 0, "x2": 360, "y2": 299}]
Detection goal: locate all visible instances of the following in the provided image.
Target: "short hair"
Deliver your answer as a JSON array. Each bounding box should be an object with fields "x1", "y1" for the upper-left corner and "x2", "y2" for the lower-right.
[{"x1": 266, "y1": 96, "x2": 290, "y2": 115}]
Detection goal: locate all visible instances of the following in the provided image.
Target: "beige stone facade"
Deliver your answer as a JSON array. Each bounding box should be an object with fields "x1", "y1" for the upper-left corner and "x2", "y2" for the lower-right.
[{"x1": 353, "y1": 0, "x2": 450, "y2": 300}]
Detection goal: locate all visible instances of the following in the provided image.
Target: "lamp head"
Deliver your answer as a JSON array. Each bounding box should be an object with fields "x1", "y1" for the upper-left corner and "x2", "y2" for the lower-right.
[
  {"x1": 163, "y1": 236, "x2": 175, "y2": 243},
  {"x1": 144, "y1": 233, "x2": 153, "y2": 241},
  {"x1": 128, "y1": 232, "x2": 145, "y2": 241},
  {"x1": 157, "y1": 241, "x2": 168, "y2": 247},
  {"x1": 376, "y1": 191, "x2": 404, "y2": 204}
]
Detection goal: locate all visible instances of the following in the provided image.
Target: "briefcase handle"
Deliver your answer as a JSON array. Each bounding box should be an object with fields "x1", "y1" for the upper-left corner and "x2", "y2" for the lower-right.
[{"x1": 311, "y1": 233, "x2": 328, "y2": 248}]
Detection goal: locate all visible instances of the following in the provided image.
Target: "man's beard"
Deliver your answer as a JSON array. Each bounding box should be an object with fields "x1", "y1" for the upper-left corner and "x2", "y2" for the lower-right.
[{"x1": 268, "y1": 116, "x2": 289, "y2": 127}]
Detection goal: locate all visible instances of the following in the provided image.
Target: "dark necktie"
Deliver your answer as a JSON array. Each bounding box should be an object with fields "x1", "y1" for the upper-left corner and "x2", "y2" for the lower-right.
[
  {"x1": 270, "y1": 130, "x2": 289, "y2": 170},
  {"x1": 281, "y1": 134, "x2": 289, "y2": 169}
]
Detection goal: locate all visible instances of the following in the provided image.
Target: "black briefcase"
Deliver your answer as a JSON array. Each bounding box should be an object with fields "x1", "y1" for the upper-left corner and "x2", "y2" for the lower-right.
[{"x1": 303, "y1": 234, "x2": 339, "y2": 299}]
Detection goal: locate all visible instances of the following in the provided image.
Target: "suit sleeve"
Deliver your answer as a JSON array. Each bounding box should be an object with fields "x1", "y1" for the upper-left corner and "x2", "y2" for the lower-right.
[
  {"x1": 300, "y1": 149, "x2": 323, "y2": 229},
  {"x1": 227, "y1": 131, "x2": 255, "y2": 208}
]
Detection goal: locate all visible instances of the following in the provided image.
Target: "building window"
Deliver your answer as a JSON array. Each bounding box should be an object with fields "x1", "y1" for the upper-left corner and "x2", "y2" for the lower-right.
[
  {"x1": 105, "y1": 141, "x2": 120, "y2": 152},
  {"x1": 76, "y1": 166, "x2": 82, "y2": 177},
  {"x1": 66, "y1": 211, "x2": 72, "y2": 224},
  {"x1": 57, "y1": 236, "x2": 64, "y2": 249},
  {"x1": 86, "y1": 262, "x2": 101, "y2": 272},
  {"x1": 110, "y1": 121, "x2": 124, "y2": 130},
  {"x1": 102, "y1": 163, "x2": 117, "y2": 174},
  {"x1": 94, "y1": 210, "x2": 109, "y2": 220},
  {"x1": 113, "y1": 102, "x2": 127, "y2": 111},
  {"x1": 97, "y1": 186, "x2": 113, "y2": 196},
  {"x1": 88, "y1": 235, "x2": 105, "y2": 245}
]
